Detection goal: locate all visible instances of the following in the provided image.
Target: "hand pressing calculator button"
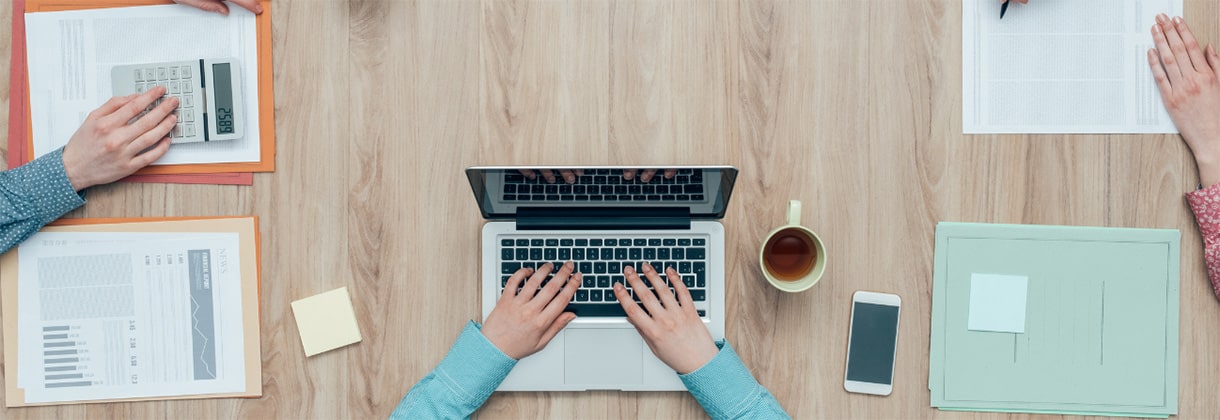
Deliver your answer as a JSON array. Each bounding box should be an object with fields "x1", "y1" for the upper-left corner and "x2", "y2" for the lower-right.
[{"x1": 111, "y1": 58, "x2": 245, "y2": 144}]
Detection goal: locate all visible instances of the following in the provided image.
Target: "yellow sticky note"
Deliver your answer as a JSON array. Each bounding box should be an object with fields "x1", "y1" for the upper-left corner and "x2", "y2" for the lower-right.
[{"x1": 291, "y1": 287, "x2": 362, "y2": 357}]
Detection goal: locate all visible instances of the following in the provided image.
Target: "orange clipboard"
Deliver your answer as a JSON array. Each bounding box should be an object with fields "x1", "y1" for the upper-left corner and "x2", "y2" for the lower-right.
[
  {"x1": 1, "y1": 216, "x2": 263, "y2": 406},
  {"x1": 22, "y1": 0, "x2": 275, "y2": 175}
]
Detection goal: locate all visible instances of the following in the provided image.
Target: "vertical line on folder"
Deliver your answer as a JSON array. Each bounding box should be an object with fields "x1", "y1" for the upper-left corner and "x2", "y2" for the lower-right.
[
  {"x1": 1013, "y1": 334, "x2": 1017, "y2": 363},
  {"x1": 1100, "y1": 281, "x2": 1106, "y2": 365}
]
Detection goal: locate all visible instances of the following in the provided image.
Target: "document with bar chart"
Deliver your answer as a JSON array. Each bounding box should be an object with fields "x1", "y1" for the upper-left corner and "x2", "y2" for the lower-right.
[{"x1": 12, "y1": 232, "x2": 246, "y2": 404}]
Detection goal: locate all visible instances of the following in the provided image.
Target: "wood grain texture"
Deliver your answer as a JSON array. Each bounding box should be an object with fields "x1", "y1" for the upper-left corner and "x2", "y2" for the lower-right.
[{"x1": 0, "y1": 0, "x2": 1218, "y2": 418}]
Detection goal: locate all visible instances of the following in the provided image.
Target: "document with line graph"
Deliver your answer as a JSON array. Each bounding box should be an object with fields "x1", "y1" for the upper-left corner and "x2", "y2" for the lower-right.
[{"x1": 9, "y1": 231, "x2": 248, "y2": 404}]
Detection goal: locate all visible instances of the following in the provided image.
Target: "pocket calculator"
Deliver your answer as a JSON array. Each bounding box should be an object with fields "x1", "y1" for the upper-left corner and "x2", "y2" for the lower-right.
[{"x1": 111, "y1": 58, "x2": 245, "y2": 144}]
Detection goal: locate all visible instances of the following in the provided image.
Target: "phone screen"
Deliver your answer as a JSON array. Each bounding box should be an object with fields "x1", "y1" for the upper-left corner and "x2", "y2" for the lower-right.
[{"x1": 846, "y1": 302, "x2": 900, "y2": 384}]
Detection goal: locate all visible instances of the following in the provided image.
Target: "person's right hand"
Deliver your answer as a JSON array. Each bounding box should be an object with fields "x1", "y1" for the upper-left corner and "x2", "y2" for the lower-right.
[
  {"x1": 621, "y1": 169, "x2": 678, "y2": 182},
  {"x1": 173, "y1": 0, "x2": 263, "y2": 15},
  {"x1": 613, "y1": 263, "x2": 719, "y2": 374},
  {"x1": 61, "y1": 87, "x2": 178, "y2": 191},
  {"x1": 1148, "y1": 14, "x2": 1220, "y2": 187},
  {"x1": 481, "y1": 262, "x2": 581, "y2": 360}
]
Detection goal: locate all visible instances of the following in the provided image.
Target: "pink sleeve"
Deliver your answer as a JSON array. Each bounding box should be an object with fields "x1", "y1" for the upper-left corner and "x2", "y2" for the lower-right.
[{"x1": 1185, "y1": 183, "x2": 1220, "y2": 300}]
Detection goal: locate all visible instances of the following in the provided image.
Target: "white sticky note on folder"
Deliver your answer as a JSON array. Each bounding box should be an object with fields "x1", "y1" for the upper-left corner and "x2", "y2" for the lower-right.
[{"x1": 968, "y1": 274, "x2": 1028, "y2": 333}]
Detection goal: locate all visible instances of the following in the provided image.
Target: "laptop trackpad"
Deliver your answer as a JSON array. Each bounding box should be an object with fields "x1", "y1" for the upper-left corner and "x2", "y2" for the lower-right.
[{"x1": 564, "y1": 329, "x2": 643, "y2": 387}]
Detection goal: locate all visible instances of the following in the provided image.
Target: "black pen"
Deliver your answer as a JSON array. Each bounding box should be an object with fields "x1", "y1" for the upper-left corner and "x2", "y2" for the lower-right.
[{"x1": 1000, "y1": 1, "x2": 1010, "y2": 19}]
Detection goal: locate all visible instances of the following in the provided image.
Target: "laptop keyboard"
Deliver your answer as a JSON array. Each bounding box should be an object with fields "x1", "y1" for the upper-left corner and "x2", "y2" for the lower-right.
[
  {"x1": 501, "y1": 169, "x2": 706, "y2": 202},
  {"x1": 499, "y1": 235, "x2": 709, "y2": 317}
]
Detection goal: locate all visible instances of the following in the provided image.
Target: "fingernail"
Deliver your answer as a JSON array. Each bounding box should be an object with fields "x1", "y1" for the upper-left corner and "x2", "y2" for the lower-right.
[
  {"x1": 1174, "y1": 16, "x2": 1183, "y2": 25},
  {"x1": 643, "y1": 263, "x2": 653, "y2": 272},
  {"x1": 625, "y1": 265, "x2": 635, "y2": 274}
]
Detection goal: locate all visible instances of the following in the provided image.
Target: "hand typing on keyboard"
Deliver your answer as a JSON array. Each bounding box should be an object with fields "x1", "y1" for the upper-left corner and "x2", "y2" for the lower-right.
[
  {"x1": 517, "y1": 169, "x2": 584, "y2": 184},
  {"x1": 481, "y1": 262, "x2": 581, "y2": 360},
  {"x1": 613, "y1": 263, "x2": 719, "y2": 374},
  {"x1": 61, "y1": 87, "x2": 178, "y2": 191},
  {"x1": 621, "y1": 169, "x2": 678, "y2": 183}
]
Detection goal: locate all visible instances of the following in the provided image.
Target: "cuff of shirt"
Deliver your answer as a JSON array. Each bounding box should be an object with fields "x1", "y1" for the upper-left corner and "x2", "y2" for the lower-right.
[
  {"x1": 11, "y1": 149, "x2": 86, "y2": 224},
  {"x1": 679, "y1": 340, "x2": 765, "y2": 419},
  {"x1": 1186, "y1": 182, "x2": 1220, "y2": 239},
  {"x1": 431, "y1": 321, "x2": 517, "y2": 405}
]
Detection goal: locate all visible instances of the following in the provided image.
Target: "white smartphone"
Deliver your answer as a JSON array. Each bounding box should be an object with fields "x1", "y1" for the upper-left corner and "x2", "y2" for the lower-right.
[{"x1": 843, "y1": 291, "x2": 901, "y2": 396}]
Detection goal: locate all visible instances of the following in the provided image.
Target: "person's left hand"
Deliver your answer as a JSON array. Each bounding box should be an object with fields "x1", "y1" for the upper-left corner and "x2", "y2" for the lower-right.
[
  {"x1": 174, "y1": 0, "x2": 263, "y2": 15},
  {"x1": 481, "y1": 262, "x2": 581, "y2": 360}
]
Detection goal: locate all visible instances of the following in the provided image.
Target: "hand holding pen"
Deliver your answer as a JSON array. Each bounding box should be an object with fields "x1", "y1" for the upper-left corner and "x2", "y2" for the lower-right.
[{"x1": 1001, "y1": 0, "x2": 1028, "y2": 19}]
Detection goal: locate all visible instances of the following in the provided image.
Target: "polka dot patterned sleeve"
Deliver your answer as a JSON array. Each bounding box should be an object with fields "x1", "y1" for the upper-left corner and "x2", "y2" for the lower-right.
[
  {"x1": 0, "y1": 147, "x2": 86, "y2": 253},
  {"x1": 1186, "y1": 183, "x2": 1220, "y2": 301}
]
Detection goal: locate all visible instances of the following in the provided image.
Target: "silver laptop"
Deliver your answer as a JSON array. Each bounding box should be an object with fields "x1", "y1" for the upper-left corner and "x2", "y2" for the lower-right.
[{"x1": 467, "y1": 166, "x2": 738, "y2": 391}]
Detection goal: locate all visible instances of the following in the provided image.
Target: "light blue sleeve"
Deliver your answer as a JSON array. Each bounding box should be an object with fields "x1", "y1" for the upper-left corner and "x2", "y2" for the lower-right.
[
  {"x1": 680, "y1": 340, "x2": 791, "y2": 420},
  {"x1": 389, "y1": 321, "x2": 517, "y2": 419},
  {"x1": 0, "y1": 148, "x2": 86, "y2": 253}
]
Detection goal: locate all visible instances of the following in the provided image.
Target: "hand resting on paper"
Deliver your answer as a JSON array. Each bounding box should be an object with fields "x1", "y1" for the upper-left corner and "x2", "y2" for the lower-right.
[
  {"x1": 60, "y1": 87, "x2": 178, "y2": 191},
  {"x1": 174, "y1": 0, "x2": 264, "y2": 15},
  {"x1": 1148, "y1": 14, "x2": 1220, "y2": 188}
]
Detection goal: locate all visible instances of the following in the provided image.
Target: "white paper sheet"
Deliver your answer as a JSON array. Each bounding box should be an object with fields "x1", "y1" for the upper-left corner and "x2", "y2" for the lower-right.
[
  {"x1": 963, "y1": 0, "x2": 1182, "y2": 134},
  {"x1": 25, "y1": 4, "x2": 260, "y2": 165},
  {"x1": 15, "y1": 232, "x2": 246, "y2": 404},
  {"x1": 967, "y1": 273, "x2": 1029, "y2": 333}
]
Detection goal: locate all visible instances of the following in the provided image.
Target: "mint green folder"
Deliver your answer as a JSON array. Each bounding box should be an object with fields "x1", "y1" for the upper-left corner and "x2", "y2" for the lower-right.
[{"x1": 929, "y1": 223, "x2": 1179, "y2": 417}]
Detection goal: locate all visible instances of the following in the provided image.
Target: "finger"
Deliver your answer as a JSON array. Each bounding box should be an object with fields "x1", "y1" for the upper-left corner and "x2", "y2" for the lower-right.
[
  {"x1": 623, "y1": 169, "x2": 637, "y2": 180},
  {"x1": 573, "y1": 169, "x2": 584, "y2": 177},
  {"x1": 1149, "y1": 49, "x2": 1173, "y2": 96},
  {"x1": 517, "y1": 262, "x2": 554, "y2": 302},
  {"x1": 518, "y1": 169, "x2": 537, "y2": 180},
  {"x1": 126, "y1": 112, "x2": 177, "y2": 157},
  {"x1": 640, "y1": 169, "x2": 658, "y2": 182},
  {"x1": 122, "y1": 96, "x2": 178, "y2": 143},
  {"x1": 663, "y1": 169, "x2": 678, "y2": 179},
  {"x1": 101, "y1": 86, "x2": 166, "y2": 128},
  {"x1": 1175, "y1": 17, "x2": 1208, "y2": 73},
  {"x1": 87, "y1": 95, "x2": 136, "y2": 120},
  {"x1": 537, "y1": 312, "x2": 576, "y2": 349},
  {"x1": 643, "y1": 264, "x2": 678, "y2": 309},
  {"x1": 1153, "y1": 19, "x2": 1184, "y2": 84},
  {"x1": 558, "y1": 169, "x2": 577, "y2": 184},
  {"x1": 541, "y1": 169, "x2": 557, "y2": 184},
  {"x1": 671, "y1": 267, "x2": 696, "y2": 313},
  {"x1": 502, "y1": 268, "x2": 534, "y2": 300},
  {"x1": 1209, "y1": 44, "x2": 1220, "y2": 77},
  {"x1": 130, "y1": 137, "x2": 172, "y2": 168},
  {"x1": 628, "y1": 265, "x2": 665, "y2": 314},
  {"x1": 531, "y1": 261, "x2": 573, "y2": 308},
  {"x1": 613, "y1": 282, "x2": 652, "y2": 324},
  {"x1": 542, "y1": 275, "x2": 581, "y2": 319},
  {"x1": 1160, "y1": 15, "x2": 1194, "y2": 75},
  {"x1": 228, "y1": 0, "x2": 264, "y2": 14}
]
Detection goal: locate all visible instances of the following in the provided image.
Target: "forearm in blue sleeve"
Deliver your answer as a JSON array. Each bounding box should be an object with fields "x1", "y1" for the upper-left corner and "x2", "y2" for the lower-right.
[
  {"x1": 389, "y1": 321, "x2": 516, "y2": 419},
  {"x1": 0, "y1": 148, "x2": 85, "y2": 253},
  {"x1": 680, "y1": 340, "x2": 791, "y2": 420}
]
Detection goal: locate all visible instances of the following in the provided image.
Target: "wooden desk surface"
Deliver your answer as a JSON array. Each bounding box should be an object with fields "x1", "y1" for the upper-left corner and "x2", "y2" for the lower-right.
[{"x1": 2, "y1": 0, "x2": 1219, "y2": 418}]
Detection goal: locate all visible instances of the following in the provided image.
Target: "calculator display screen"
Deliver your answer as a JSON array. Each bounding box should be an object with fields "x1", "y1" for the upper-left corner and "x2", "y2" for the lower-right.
[{"x1": 212, "y1": 63, "x2": 235, "y2": 135}]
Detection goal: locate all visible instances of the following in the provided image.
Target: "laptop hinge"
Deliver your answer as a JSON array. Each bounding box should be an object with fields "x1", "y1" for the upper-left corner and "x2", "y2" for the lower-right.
[{"x1": 516, "y1": 207, "x2": 691, "y2": 231}]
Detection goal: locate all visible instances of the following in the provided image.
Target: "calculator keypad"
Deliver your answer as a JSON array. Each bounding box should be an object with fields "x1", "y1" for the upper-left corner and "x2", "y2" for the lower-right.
[{"x1": 131, "y1": 64, "x2": 198, "y2": 141}]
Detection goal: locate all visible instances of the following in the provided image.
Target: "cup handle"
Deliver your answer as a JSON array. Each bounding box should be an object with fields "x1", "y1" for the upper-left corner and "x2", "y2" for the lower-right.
[{"x1": 787, "y1": 200, "x2": 801, "y2": 226}]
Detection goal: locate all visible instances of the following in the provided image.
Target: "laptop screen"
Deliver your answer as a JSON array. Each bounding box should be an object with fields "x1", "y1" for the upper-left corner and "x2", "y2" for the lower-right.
[{"x1": 465, "y1": 166, "x2": 738, "y2": 220}]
